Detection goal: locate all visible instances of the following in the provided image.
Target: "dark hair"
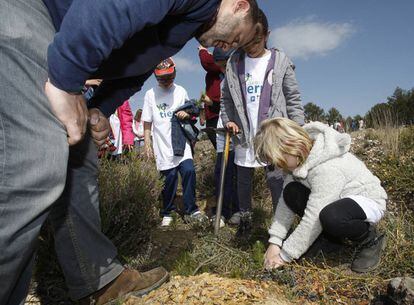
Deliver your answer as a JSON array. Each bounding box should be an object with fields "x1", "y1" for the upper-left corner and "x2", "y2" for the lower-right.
[
  {"x1": 246, "y1": 0, "x2": 260, "y2": 24},
  {"x1": 245, "y1": 9, "x2": 269, "y2": 49},
  {"x1": 257, "y1": 9, "x2": 269, "y2": 36}
]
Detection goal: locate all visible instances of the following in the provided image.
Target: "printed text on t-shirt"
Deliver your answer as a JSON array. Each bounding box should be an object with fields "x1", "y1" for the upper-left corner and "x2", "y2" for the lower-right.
[{"x1": 156, "y1": 103, "x2": 174, "y2": 119}]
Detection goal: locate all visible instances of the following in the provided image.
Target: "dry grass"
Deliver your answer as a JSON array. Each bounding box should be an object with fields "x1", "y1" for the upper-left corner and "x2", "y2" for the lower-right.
[
  {"x1": 98, "y1": 153, "x2": 163, "y2": 254},
  {"x1": 366, "y1": 107, "x2": 402, "y2": 157}
]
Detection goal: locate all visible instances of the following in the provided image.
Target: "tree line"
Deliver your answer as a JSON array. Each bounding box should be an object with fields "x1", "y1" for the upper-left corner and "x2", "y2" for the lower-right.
[{"x1": 304, "y1": 87, "x2": 414, "y2": 129}]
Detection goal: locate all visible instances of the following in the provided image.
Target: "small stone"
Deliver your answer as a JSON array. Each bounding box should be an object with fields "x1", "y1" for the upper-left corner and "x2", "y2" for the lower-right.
[{"x1": 387, "y1": 277, "x2": 414, "y2": 305}]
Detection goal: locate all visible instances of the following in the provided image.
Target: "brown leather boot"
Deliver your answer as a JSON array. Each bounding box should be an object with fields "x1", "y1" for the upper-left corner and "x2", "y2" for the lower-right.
[{"x1": 78, "y1": 267, "x2": 169, "y2": 305}]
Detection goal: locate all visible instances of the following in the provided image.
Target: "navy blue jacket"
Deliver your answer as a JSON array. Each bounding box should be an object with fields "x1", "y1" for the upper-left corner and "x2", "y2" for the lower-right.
[
  {"x1": 171, "y1": 100, "x2": 200, "y2": 156},
  {"x1": 42, "y1": 0, "x2": 219, "y2": 117}
]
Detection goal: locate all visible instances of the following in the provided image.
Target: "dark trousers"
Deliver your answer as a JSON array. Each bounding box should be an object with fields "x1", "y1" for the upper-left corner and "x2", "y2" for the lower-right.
[
  {"x1": 283, "y1": 182, "x2": 369, "y2": 241},
  {"x1": 236, "y1": 165, "x2": 284, "y2": 212},
  {"x1": 212, "y1": 151, "x2": 239, "y2": 219},
  {"x1": 160, "y1": 159, "x2": 198, "y2": 216},
  {"x1": 206, "y1": 116, "x2": 219, "y2": 150}
]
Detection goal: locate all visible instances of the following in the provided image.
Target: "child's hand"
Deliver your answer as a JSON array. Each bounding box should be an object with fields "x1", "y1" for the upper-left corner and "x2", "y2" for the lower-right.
[
  {"x1": 176, "y1": 111, "x2": 190, "y2": 120},
  {"x1": 264, "y1": 244, "x2": 286, "y2": 270},
  {"x1": 202, "y1": 95, "x2": 213, "y2": 106},
  {"x1": 145, "y1": 143, "x2": 154, "y2": 160},
  {"x1": 225, "y1": 121, "x2": 239, "y2": 134}
]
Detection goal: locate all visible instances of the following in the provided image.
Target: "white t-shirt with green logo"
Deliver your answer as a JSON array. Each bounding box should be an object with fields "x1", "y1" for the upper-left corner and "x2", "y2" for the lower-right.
[
  {"x1": 142, "y1": 84, "x2": 192, "y2": 171},
  {"x1": 235, "y1": 51, "x2": 271, "y2": 168}
]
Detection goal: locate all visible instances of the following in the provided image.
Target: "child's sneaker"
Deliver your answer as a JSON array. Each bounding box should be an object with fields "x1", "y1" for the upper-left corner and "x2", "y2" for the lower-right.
[
  {"x1": 211, "y1": 215, "x2": 226, "y2": 228},
  {"x1": 161, "y1": 216, "x2": 173, "y2": 227},
  {"x1": 228, "y1": 212, "x2": 241, "y2": 225},
  {"x1": 184, "y1": 211, "x2": 207, "y2": 224},
  {"x1": 236, "y1": 211, "x2": 252, "y2": 237}
]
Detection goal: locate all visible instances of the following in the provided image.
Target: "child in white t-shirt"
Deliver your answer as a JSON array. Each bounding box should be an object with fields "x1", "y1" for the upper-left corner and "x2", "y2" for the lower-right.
[
  {"x1": 220, "y1": 11, "x2": 305, "y2": 236},
  {"x1": 142, "y1": 58, "x2": 204, "y2": 226}
]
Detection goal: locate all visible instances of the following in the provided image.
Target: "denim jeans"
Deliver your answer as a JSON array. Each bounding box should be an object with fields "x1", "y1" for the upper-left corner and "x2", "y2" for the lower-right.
[
  {"x1": 160, "y1": 159, "x2": 198, "y2": 216},
  {"x1": 0, "y1": 1, "x2": 123, "y2": 304}
]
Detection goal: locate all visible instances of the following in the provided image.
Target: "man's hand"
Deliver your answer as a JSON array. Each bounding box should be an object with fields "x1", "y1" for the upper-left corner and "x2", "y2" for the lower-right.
[
  {"x1": 89, "y1": 108, "x2": 110, "y2": 147},
  {"x1": 225, "y1": 121, "x2": 240, "y2": 134},
  {"x1": 264, "y1": 244, "x2": 286, "y2": 270},
  {"x1": 176, "y1": 111, "x2": 190, "y2": 120},
  {"x1": 45, "y1": 80, "x2": 88, "y2": 145}
]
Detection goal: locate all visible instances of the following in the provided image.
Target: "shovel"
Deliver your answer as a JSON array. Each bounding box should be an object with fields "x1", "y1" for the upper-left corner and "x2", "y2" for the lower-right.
[{"x1": 201, "y1": 127, "x2": 233, "y2": 235}]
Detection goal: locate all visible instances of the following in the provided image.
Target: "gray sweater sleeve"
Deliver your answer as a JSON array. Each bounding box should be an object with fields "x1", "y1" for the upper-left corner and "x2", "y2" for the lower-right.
[
  {"x1": 219, "y1": 76, "x2": 235, "y2": 126},
  {"x1": 283, "y1": 63, "x2": 305, "y2": 126}
]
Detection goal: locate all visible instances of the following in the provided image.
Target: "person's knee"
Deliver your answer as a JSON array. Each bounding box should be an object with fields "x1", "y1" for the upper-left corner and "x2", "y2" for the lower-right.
[
  {"x1": 319, "y1": 205, "x2": 343, "y2": 235},
  {"x1": 180, "y1": 160, "x2": 195, "y2": 177},
  {"x1": 283, "y1": 182, "x2": 307, "y2": 205}
]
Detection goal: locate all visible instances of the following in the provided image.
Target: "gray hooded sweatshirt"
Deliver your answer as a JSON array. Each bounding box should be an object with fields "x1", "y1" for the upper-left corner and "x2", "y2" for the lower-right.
[
  {"x1": 220, "y1": 49, "x2": 304, "y2": 147},
  {"x1": 269, "y1": 122, "x2": 387, "y2": 261}
]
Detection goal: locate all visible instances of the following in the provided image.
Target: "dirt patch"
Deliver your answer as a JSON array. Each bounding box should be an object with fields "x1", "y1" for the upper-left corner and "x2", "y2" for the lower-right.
[{"x1": 144, "y1": 228, "x2": 196, "y2": 270}]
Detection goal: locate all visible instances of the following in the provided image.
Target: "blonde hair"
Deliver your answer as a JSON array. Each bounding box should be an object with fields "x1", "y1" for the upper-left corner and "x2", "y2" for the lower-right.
[{"x1": 254, "y1": 118, "x2": 313, "y2": 171}]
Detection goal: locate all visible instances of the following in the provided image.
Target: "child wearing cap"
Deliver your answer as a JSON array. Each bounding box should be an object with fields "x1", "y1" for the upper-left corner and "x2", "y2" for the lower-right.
[
  {"x1": 142, "y1": 58, "x2": 205, "y2": 226},
  {"x1": 198, "y1": 47, "x2": 240, "y2": 227},
  {"x1": 198, "y1": 46, "x2": 233, "y2": 149}
]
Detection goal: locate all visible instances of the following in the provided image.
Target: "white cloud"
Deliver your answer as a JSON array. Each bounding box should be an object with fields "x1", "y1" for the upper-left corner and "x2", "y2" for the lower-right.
[
  {"x1": 172, "y1": 56, "x2": 199, "y2": 72},
  {"x1": 269, "y1": 19, "x2": 355, "y2": 60}
]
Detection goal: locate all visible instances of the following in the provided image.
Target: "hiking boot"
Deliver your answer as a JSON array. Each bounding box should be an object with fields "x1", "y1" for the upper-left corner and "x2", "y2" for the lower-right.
[
  {"x1": 302, "y1": 234, "x2": 346, "y2": 259},
  {"x1": 236, "y1": 211, "x2": 252, "y2": 237},
  {"x1": 228, "y1": 212, "x2": 241, "y2": 225},
  {"x1": 351, "y1": 226, "x2": 386, "y2": 273},
  {"x1": 78, "y1": 267, "x2": 169, "y2": 305}
]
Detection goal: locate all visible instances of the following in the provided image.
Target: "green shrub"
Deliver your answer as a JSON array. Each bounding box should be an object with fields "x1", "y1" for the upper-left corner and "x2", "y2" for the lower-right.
[
  {"x1": 98, "y1": 154, "x2": 163, "y2": 254},
  {"x1": 193, "y1": 142, "x2": 216, "y2": 199},
  {"x1": 172, "y1": 251, "x2": 198, "y2": 276}
]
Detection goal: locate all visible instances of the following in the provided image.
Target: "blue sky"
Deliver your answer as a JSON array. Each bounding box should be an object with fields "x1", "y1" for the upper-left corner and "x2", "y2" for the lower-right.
[{"x1": 130, "y1": 0, "x2": 414, "y2": 117}]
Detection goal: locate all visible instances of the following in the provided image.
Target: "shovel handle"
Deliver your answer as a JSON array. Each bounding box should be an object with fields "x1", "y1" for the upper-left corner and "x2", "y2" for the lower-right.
[{"x1": 214, "y1": 130, "x2": 231, "y2": 235}]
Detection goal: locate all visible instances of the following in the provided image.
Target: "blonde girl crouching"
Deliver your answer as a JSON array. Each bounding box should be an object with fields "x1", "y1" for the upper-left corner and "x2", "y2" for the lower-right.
[{"x1": 254, "y1": 118, "x2": 387, "y2": 273}]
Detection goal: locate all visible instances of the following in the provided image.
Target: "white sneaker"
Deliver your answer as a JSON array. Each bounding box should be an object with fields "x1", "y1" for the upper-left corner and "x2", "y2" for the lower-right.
[
  {"x1": 211, "y1": 215, "x2": 225, "y2": 228},
  {"x1": 161, "y1": 216, "x2": 173, "y2": 227},
  {"x1": 228, "y1": 212, "x2": 241, "y2": 225},
  {"x1": 184, "y1": 210, "x2": 208, "y2": 224}
]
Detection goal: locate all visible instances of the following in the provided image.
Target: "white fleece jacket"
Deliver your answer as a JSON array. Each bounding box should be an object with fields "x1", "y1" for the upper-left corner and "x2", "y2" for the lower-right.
[{"x1": 268, "y1": 122, "x2": 387, "y2": 261}]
